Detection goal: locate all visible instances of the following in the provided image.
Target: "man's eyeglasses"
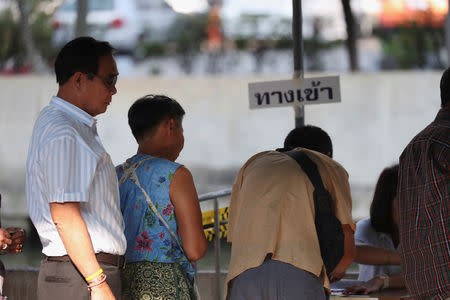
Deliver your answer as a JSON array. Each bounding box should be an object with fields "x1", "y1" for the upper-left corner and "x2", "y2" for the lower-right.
[{"x1": 86, "y1": 73, "x2": 118, "y2": 90}]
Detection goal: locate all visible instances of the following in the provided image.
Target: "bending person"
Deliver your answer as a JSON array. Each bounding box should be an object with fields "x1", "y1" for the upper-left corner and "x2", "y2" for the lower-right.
[
  {"x1": 117, "y1": 95, "x2": 207, "y2": 300},
  {"x1": 226, "y1": 126, "x2": 355, "y2": 300},
  {"x1": 344, "y1": 165, "x2": 405, "y2": 295}
]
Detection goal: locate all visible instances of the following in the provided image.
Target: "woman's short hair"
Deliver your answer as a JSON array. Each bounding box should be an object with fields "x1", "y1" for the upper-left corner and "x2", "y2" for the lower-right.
[
  {"x1": 128, "y1": 94, "x2": 185, "y2": 142},
  {"x1": 370, "y1": 164, "x2": 399, "y2": 236}
]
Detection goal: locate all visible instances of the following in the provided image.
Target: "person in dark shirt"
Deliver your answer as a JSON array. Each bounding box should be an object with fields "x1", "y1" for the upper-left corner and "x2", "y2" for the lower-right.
[{"x1": 396, "y1": 68, "x2": 450, "y2": 300}]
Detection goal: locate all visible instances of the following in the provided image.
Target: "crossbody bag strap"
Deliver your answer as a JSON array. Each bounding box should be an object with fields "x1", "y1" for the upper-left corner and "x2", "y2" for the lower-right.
[
  {"x1": 283, "y1": 150, "x2": 334, "y2": 214},
  {"x1": 119, "y1": 158, "x2": 185, "y2": 252}
]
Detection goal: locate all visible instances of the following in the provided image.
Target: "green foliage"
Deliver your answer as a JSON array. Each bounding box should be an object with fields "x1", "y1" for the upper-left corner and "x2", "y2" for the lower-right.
[
  {"x1": 31, "y1": 11, "x2": 57, "y2": 62},
  {"x1": 273, "y1": 37, "x2": 292, "y2": 49},
  {"x1": 0, "y1": 9, "x2": 22, "y2": 68},
  {"x1": 375, "y1": 24, "x2": 445, "y2": 69},
  {"x1": 0, "y1": 1, "x2": 56, "y2": 71},
  {"x1": 136, "y1": 41, "x2": 166, "y2": 59},
  {"x1": 234, "y1": 38, "x2": 247, "y2": 50},
  {"x1": 304, "y1": 38, "x2": 344, "y2": 52},
  {"x1": 167, "y1": 13, "x2": 209, "y2": 54}
]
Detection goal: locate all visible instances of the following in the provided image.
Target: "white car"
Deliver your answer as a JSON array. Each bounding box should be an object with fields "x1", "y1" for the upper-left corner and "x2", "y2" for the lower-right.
[{"x1": 52, "y1": 0, "x2": 143, "y2": 54}]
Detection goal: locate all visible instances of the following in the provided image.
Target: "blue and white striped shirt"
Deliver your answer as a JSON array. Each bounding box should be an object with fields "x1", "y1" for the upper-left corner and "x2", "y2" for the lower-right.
[{"x1": 26, "y1": 96, "x2": 126, "y2": 256}]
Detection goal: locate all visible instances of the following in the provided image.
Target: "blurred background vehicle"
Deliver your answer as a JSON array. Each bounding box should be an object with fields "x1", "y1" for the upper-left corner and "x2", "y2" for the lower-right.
[{"x1": 52, "y1": 0, "x2": 143, "y2": 55}]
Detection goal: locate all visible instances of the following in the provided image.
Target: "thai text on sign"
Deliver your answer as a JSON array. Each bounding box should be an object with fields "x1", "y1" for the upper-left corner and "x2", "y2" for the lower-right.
[{"x1": 248, "y1": 76, "x2": 341, "y2": 109}]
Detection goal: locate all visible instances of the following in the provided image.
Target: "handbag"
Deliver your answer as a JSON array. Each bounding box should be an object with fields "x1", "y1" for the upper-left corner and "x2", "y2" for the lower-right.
[
  {"x1": 282, "y1": 149, "x2": 345, "y2": 275},
  {"x1": 119, "y1": 158, "x2": 201, "y2": 299}
]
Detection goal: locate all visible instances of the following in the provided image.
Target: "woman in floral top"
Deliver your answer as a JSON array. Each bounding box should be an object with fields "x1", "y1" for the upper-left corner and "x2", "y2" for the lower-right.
[{"x1": 116, "y1": 95, "x2": 207, "y2": 300}]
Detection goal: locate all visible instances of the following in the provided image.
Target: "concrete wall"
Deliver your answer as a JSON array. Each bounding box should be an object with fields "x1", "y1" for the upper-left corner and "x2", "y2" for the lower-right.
[{"x1": 0, "y1": 72, "x2": 442, "y2": 219}]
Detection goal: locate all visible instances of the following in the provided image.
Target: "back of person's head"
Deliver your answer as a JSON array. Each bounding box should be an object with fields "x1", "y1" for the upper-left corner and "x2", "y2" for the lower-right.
[
  {"x1": 370, "y1": 164, "x2": 399, "y2": 236},
  {"x1": 55, "y1": 36, "x2": 115, "y2": 86},
  {"x1": 128, "y1": 94, "x2": 185, "y2": 142},
  {"x1": 440, "y1": 67, "x2": 450, "y2": 108},
  {"x1": 283, "y1": 125, "x2": 333, "y2": 157}
]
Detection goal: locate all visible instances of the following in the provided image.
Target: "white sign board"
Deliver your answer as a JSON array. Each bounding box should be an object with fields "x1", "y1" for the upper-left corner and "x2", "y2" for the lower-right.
[{"x1": 248, "y1": 76, "x2": 341, "y2": 109}]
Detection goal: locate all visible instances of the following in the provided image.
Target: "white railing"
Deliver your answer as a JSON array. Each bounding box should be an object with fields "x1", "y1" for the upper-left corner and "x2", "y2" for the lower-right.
[{"x1": 198, "y1": 188, "x2": 232, "y2": 300}]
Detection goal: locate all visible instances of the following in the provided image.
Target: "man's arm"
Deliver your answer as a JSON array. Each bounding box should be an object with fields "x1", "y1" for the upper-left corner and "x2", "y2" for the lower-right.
[
  {"x1": 50, "y1": 202, "x2": 115, "y2": 300},
  {"x1": 328, "y1": 224, "x2": 355, "y2": 282}
]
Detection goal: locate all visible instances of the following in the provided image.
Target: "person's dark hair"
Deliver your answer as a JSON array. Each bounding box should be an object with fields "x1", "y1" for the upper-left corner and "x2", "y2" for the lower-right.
[
  {"x1": 370, "y1": 164, "x2": 399, "y2": 236},
  {"x1": 440, "y1": 67, "x2": 450, "y2": 108},
  {"x1": 282, "y1": 125, "x2": 333, "y2": 157},
  {"x1": 128, "y1": 94, "x2": 185, "y2": 142},
  {"x1": 54, "y1": 36, "x2": 115, "y2": 85}
]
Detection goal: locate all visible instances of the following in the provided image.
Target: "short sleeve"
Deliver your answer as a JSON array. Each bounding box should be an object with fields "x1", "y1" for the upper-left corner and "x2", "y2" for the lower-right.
[
  {"x1": 40, "y1": 135, "x2": 96, "y2": 203},
  {"x1": 328, "y1": 163, "x2": 356, "y2": 232},
  {"x1": 354, "y1": 219, "x2": 373, "y2": 246}
]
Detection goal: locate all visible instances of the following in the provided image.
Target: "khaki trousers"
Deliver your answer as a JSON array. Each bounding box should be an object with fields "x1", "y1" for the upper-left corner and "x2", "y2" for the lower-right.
[{"x1": 37, "y1": 256, "x2": 121, "y2": 300}]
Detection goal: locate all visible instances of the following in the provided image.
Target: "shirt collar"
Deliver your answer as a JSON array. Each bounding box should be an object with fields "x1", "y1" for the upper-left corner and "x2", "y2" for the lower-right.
[{"x1": 50, "y1": 96, "x2": 96, "y2": 128}]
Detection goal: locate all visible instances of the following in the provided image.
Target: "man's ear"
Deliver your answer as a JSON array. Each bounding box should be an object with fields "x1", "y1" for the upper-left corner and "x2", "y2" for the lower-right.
[
  {"x1": 71, "y1": 72, "x2": 84, "y2": 90},
  {"x1": 159, "y1": 118, "x2": 173, "y2": 135},
  {"x1": 168, "y1": 118, "x2": 176, "y2": 133}
]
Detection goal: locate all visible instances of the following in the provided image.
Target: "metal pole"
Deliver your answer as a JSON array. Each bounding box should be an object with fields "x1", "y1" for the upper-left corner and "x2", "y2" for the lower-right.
[
  {"x1": 293, "y1": 0, "x2": 305, "y2": 127},
  {"x1": 214, "y1": 197, "x2": 221, "y2": 300}
]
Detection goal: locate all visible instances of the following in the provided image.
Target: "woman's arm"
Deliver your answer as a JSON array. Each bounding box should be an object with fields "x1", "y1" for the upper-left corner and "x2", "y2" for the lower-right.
[
  {"x1": 170, "y1": 166, "x2": 207, "y2": 261},
  {"x1": 355, "y1": 245, "x2": 401, "y2": 265},
  {"x1": 343, "y1": 272, "x2": 405, "y2": 295}
]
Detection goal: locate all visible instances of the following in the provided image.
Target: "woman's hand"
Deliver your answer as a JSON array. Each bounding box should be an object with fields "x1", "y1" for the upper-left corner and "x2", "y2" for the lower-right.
[
  {"x1": 5, "y1": 227, "x2": 26, "y2": 254},
  {"x1": 0, "y1": 228, "x2": 12, "y2": 252},
  {"x1": 343, "y1": 277, "x2": 384, "y2": 295}
]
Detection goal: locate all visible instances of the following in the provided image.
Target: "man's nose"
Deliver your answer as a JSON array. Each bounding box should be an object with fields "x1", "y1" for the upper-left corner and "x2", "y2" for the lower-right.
[{"x1": 111, "y1": 85, "x2": 117, "y2": 95}]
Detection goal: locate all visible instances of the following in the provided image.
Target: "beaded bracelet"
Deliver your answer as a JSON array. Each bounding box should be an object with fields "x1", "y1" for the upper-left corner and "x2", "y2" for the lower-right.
[
  {"x1": 85, "y1": 268, "x2": 103, "y2": 282},
  {"x1": 87, "y1": 273, "x2": 107, "y2": 291}
]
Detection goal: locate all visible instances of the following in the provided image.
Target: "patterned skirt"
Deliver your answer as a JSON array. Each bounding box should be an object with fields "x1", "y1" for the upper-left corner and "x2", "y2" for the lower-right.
[{"x1": 121, "y1": 261, "x2": 196, "y2": 300}]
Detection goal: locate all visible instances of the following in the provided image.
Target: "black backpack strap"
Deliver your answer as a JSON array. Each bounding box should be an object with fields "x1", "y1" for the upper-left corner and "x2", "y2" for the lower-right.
[{"x1": 283, "y1": 149, "x2": 334, "y2": 215}]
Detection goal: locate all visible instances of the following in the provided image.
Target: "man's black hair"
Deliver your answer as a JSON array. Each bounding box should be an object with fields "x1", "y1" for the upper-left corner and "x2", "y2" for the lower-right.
[
  {"x1": 282, "y1": 125, "x2": 333, "y2": 158},
  {"x1": 128, "y1": 94, "x2": 185, "y2": 142},
  {"x1": 370, "y1": 164, "x2": 399, "y2": 237},
  {"x1": 440, "y1": 67, "x2": 450, "y2": 108},
  {"x1": 54, "y1": 36, "x2": 115, "y2": 85}
]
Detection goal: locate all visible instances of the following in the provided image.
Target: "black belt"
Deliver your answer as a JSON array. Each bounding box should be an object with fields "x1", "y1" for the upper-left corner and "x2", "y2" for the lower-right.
[{"x1": 45, "y1": 252, "x2": 126, "y2": 269}]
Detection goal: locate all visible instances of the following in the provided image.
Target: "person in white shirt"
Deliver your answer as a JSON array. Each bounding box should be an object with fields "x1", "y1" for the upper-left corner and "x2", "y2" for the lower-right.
[
  {"x1": 26, "y1": 37, "x2": 126, "y2": 300},
  {"x1": 344, "y1": 165, "x2": 405, "y2": 295}
]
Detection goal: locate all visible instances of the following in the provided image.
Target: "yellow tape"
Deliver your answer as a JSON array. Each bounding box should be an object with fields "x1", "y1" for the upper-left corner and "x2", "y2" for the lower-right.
[
  {"x1": 203, "y1": 224, "x2": 228, "y2": 242},
  {"x1": 202, "y1": 207, "x2": 229, "y2": 226},
  {"x1": 202, "y1": 207, "x2": 229, "y2": 241}
]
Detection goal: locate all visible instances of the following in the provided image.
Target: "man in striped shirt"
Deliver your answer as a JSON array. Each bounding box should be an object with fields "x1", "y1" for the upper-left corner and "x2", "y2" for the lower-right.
[
  {"x1": 397, "y1": 68, "x2": 450, "y2": 300},
  {"x1": 26, "y1": 37, "x2": 126, "y2": 300}
]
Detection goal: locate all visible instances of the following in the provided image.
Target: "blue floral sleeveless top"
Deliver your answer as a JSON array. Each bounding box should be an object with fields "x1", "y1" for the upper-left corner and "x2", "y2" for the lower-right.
[{"x1": 116, "y1": 154, "x2": 194, "y2": 280}]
